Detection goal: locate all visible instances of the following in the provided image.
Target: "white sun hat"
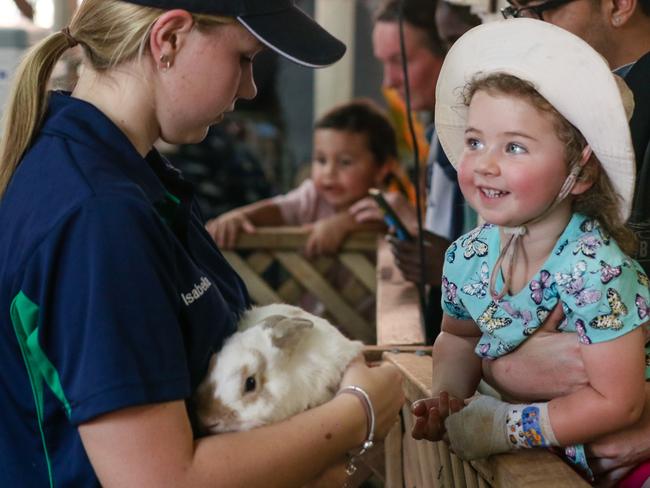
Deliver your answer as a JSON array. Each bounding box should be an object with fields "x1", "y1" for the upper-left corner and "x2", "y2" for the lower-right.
[{"x1": 434, "y1": 18, "x2": 636, "y2": 221}]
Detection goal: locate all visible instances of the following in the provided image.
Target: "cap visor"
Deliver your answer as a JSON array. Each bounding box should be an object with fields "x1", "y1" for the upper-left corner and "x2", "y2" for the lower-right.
[{"x1": 238, "y1": 6, "x2": 346, "y2": 68}]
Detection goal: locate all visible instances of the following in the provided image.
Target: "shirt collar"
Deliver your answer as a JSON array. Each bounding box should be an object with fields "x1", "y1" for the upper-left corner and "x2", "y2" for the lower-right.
[{"x1": 42, "y1": 91, "x2": 190, "y2": 206}]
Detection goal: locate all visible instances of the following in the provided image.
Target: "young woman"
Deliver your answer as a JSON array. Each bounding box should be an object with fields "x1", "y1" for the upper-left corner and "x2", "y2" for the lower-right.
[{"x1": 0, "y1": 1, "x2": 404, "y2": 486}]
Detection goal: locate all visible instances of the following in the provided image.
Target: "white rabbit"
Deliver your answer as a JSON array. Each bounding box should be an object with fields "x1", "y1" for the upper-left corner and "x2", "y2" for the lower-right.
[{"x1": 194, "y1": 303, "x2": 364, "y2": 434}]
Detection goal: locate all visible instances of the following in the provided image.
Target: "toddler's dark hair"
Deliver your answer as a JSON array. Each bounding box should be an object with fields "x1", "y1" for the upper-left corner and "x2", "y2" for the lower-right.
[{"x1": 314, "y1": 98, "x2": 398, "y2": 166}]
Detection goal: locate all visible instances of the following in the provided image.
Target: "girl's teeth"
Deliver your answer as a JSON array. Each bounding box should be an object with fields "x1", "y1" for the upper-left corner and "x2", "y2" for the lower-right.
[{"x1": 482, "y1": 188, "x2": 505, "y2": 198}]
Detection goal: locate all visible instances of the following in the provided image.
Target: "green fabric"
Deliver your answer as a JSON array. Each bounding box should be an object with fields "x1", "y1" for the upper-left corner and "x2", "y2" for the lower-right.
[
  {"x1": 154, "y1": 191, "x2": 181, "y2": 227},
  {"x1": 10, "y1": 291, "x2": 71, "y2": 488}
]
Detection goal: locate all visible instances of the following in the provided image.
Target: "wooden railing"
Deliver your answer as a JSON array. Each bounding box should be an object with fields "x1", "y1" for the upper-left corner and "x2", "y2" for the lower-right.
[
  {"x1": 374, "y1": 239, "x2": 590, "y2": 488},
  {"x1": 221, "y1": 227, "x2": 378, "y2": 344},
  {"x1": 223, "y1": 229, "x2": 589, "y2": 487}
]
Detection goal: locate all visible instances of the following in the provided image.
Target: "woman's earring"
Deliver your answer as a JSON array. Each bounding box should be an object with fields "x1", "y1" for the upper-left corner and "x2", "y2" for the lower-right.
[
  {"x1": 160, "y1": 54, "x2": 172, "y2": 72},
  {"x1": 612, "y1": 16, "x2": 621, "y2": 26}
]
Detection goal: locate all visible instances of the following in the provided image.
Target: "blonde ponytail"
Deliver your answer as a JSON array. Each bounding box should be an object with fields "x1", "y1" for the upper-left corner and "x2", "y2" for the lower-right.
[{"x1": 0, "y1": 32, "x2": 71, "y2": 198}]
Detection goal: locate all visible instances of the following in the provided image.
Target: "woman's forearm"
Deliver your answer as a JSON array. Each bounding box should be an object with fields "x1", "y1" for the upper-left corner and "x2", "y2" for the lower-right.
[{"x1": 81, "y1": 395, "x2": 367, "y2": 488}]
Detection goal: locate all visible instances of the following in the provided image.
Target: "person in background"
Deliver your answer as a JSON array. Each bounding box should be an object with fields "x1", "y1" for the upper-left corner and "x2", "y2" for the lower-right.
[
  {"x1": 0, "y1": 1, "x2": 404, "y2": 486},
  {"x1": 487, "y1": 1, "x2": 650, "y2": 485},
  {"x1": 207, "y1": 98, "x2": 407, "y2": 258},
  {"x1": 351, "y1": 0, "x2": 481, "y2": 341}
]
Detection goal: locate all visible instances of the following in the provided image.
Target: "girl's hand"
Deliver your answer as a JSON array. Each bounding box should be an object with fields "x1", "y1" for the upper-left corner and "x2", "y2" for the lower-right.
[
  {"x1": 205, "y1": 210, "x2": 256, "y2": 249},
  {"x1": 411, "y1": 391, "x2": 464, "y2": 442},
  {"x1": 304, "y1": 216, "x2": 349, "y2": 258},
  {"x1": 340, "y1": 357, "x2": 404, "y2": 441}
]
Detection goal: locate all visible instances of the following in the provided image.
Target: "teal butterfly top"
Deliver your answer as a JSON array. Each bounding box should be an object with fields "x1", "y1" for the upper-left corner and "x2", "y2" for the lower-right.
[{"x1": 441, "y1": 213, "x2": 650, "y2": 361}]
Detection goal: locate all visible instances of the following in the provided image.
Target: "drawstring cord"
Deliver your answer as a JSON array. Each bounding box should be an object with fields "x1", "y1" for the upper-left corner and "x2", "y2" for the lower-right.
[{"x1": 488, "y1": 147, "x2": 592, "y2": 300}]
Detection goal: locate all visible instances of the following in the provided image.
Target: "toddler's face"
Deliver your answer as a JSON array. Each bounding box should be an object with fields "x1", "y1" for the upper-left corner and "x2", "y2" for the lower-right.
[
  {"x1": 457, "y1": 90, "x2": 571, "y2": 228},
  {"x1": 311, "y1": 129, "x2": 387, "y2": 211}
]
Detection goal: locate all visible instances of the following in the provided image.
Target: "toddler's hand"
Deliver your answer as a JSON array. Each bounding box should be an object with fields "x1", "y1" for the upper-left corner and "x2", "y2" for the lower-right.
[
  {"x1": 349, "y1": 196, "x2": 385, "y2": 224},
  {"x1": 304, "y1": 217, "x2": 348, "y2": 258},
  {"x1": 205, "y1": 211, "x2": 256, "y2": 249},
  {"x1": 411, "y1": 391, "x2": 463, "y2": 442}
]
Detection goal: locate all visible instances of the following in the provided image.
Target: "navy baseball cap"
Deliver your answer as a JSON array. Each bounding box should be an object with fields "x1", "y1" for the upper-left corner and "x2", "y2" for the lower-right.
[{"x1": 123, "y1": 0, "x2": 346, "y2": 67}]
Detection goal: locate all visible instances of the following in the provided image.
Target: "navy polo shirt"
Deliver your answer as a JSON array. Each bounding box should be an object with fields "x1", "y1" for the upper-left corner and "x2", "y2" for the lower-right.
[{"x1": 0, "y1": 92, "x2": 250, "y2": 486}]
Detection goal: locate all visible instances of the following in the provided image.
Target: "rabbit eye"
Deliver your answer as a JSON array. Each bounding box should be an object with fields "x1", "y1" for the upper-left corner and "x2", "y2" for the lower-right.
[{"x1": 244, "y1": 376, "x2": 256, "y2": 393}]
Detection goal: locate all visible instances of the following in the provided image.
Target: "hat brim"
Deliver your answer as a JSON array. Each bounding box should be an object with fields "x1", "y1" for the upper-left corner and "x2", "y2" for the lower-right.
[
  {"x1": 238, "y1": 6, "x2": 346, "y2": 68},
  {"x1": 435, "y1": 19, "x2": 635, "y2": 221}
]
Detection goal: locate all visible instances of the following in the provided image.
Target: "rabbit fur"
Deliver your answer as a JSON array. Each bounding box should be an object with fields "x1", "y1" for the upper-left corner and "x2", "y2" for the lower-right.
[{"x1": 194, "y1": 303, "x2": 364, "y2": 433}]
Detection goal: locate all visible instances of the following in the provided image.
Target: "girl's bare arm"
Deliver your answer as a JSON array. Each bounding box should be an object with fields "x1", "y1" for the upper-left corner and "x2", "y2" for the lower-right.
[{"x1": 548, "y1": 326, "x2": 647, "y2": 445}]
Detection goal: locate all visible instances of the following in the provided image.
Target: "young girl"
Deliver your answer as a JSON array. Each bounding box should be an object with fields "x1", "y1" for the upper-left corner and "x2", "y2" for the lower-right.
[
  {"x1": 411, "y1": 19, "x2": 650, "y2": 481},
  {"x1": 206, "y1": 98, "x2": 412, "y2": 257}
]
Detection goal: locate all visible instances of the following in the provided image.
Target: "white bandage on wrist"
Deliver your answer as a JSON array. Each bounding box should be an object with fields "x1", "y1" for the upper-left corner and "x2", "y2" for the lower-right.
[
  {"x1": 506, "y1": 402, "x2": 558, "y2": 449},
  {"x1": 444, "y1": 396, "x2": 560, "y2": 461}
]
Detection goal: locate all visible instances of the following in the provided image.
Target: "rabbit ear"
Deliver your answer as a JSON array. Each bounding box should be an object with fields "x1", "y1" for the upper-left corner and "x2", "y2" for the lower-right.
[{"x1": 263, "y1": 314, "x2": 314, "y2": 349}]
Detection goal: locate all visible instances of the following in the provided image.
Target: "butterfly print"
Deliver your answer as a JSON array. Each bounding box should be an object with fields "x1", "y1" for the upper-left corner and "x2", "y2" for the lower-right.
[
  {"x1": 461, "y1": 228, "x2": 488, "y2": 259},
  {"x1": 556, "y1": 261, "x2": 601, "y2": 307},
  {"x1": 530, "y1": 270, "x2": 552, "y2": 305},
  {"x1": 575, "y1": 319, "x2": 592, "y2": 345},
  {"x1": 555, "y1": 239, "x2": 569, "y2": 256},
  {"x1": 478, "y1": 301, "x2": 512, "y2": 333},
  {"x1": 536, "y1": 306, "x2": 551, "y2": 323},
  {"x1": 638, "y1": 271, "x2": 650, "y2": 288},
  {"x1": 580, "y1": 218, "x2": 610, "y2": 245},
  {"x1": 446, "y1": 242, "x2": 457, "y2": 263},
  {"x1": 462, "y1": 261, "x2": 489, "y2": 298},
  {"x1": 445, "y1": 301, "x2": 467, "y2": 317},
  {"x1": 572, "y1": 235, "x2": 601, "y2": 258},
  {"x1": 478, "y1": 343, "x2": 491, "y2": 357},
  {"x1": 442, "y1": 276, "x2": 458, "y2": 303},
  {"x1": 590, "y1": 289, "x2": 628, "y2": 330},
  {"x1": 442, "y1": 277, "x2": 467, "y2": 317},
  {"x1": 496, "y1": 342, "x2": 516, "y2": 355},
  {"x1": 501, "y1": 300, "x2": 533, "y2": 326},
  {"x1": 599, "y1": 260, "x2": 622, "y2": 284},
  {"x1": 636, "y1": 294, "x2": 649, "y2": 321}
]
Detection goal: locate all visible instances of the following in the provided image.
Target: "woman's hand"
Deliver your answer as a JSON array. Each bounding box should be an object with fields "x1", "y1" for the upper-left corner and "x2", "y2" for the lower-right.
[
  {"x1": 340, "y1": 357, "x2": 404, "y2": 441},
  {"x1": 587, "y1": 384, "x2": 650, "y2": 487},
  {"x1": 205, "y1": 210, "x2": 255, "y2": 249},
  {"x1": 482, "y1": 303, "x2": 588, "y2": 401},
  {"x1": 411, "y1": 391, "x2": 464, "y2": 442}
]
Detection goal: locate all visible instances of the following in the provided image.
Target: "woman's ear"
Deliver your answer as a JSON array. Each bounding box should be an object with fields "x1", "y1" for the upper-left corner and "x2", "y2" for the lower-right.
[
  {"x1": 571, "y1": 147, "x2": 599, "y2": 196},
  {"x1": 149, "y1": 9, "x2": 195, "y2": 71}
]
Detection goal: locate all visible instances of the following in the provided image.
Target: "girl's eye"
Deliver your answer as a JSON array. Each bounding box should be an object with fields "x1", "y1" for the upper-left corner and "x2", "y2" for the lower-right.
[
  {"x1": 506, "y1": 142, "x2": 527, "y2": 154},
  {"x1": 313, "y1": 156, "x2": 326, "y2": 165},
  {"x1": 466, "y1": 137, "x2": 483, "y2": 150}
]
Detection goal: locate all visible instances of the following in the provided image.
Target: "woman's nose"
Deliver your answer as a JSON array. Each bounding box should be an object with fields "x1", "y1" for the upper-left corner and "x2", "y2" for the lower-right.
[{"x1": 238, "y1": 65, "x2": 257, "y2": 100}]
